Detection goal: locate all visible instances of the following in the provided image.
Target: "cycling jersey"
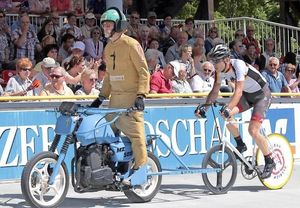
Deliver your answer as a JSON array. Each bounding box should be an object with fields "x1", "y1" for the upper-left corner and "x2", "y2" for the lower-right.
[
  {"x1": 224, "y1": 59, "x2": 271, "y2": 122},
  {"x1": 223, "y1": 59, "x2": 267, "y2": 93}
]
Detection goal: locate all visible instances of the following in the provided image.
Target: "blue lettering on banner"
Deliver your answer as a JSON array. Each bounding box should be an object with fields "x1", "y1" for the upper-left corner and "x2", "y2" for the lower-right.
[{"x1": 0, "y1": 106, "x2": 296, "y2": 180}]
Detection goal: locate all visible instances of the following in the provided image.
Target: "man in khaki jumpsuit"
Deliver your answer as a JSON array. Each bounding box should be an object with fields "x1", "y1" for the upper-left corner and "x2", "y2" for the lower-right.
[{"x1": 91, "y1": 7, "x2": 150, "y2": 170}]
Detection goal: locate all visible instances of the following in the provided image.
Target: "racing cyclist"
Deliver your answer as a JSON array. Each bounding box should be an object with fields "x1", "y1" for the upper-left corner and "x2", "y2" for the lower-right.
[{"x1": 194, "y1": 44, "x2": 275, "y2": 179}]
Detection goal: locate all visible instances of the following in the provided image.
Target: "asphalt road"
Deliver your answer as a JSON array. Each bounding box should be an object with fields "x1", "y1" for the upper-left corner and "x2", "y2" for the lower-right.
[{"x1": 0, "y1": 160, "x2": 299, "y2": 208}]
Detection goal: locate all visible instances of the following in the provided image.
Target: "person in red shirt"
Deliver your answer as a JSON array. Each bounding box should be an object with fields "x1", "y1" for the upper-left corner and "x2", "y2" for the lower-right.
[
  {"x1": 150, "y1": 60, "x2": 180, "y2": 93},
  {"x1": 242, "y1": 24, "x2": 260, "y2": 55},
  {"x1": 50, "y1": 0, "x2": 71, "y2": 14}
]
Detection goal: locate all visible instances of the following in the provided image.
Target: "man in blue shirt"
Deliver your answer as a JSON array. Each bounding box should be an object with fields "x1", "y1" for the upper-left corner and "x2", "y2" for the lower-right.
[{"x1": 261, "y1": 57, "x2": 291, "y2": 93}]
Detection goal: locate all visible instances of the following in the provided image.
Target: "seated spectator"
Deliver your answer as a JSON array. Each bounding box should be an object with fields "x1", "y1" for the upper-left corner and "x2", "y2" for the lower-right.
[
  {"x1": 279, "y1": 52, "x2": 296, "y2": 74},
  {"x1": 189, "y1": 61, "x2": 214, "y2": 93},
  {"x1": 146, "y1": 11, "x2": 158, "y2": 29},
  {"x1": 75, "y1": 69, "x2": 100, "y2": 96},
  {"x1": 149, "y1": 39, "x2": 166, "y2": 68},
  {"x1": 234, "y1": 29, "x2": 245, "y2": 42},
  {"x1": 149, "y1": 26, "x2": 160, "y2": 41},
  {"x1": 178, "y1": 43, "x2": 195, "y2": 77},
  {"x1": 50, "y1": 11, "x2": 61, "y2": 43},
  {"x1": 87, "y1": 0, "x2": 105, "y2": 17},
  {"x1": 261, "y1": 38, "x2": 279, "y2": 69},
  {"x1": 230, "y1": 39, "x2": 245, "y2": 60},
  {"x1": 149, "y1": 60, "x2": 180, "y2": 94},
  {"x1": 283, "y1": 63, "x2": 299, "y2": 94},
  {"x1": 137, "y1": 25, "x2": 151, "y2": 52},
  {"x1": 12, "y1": 14, "x2": 42, "y2": 65},
  {"x1": 187, "y1": 27, "x2": 204, "y2": 46},
  {"x1": 4, "y1": 58, "x2": 37, "y2": 96},
  {"x1": 205, "y1": 26, "x2": 219, "y2": 55},
  {"x1": 0, "y1": 10, "x2": 11, "y2": 70},
  {"x1": 184, "y1": 17, "x2": 194, "y2": 40},
  {"x1": 28, "y1": 0, "x2": 50, "y2": 14},
  {"x1": 80, "y1": 13, "x2": 97, "y2": 40},
  {"x1": 64, "y1": 55, "x2": 85, "y2": 92},
  {"x1": 160, "y1": 25, "x2": 179, "y2": 55},
  {"x1": 126, "y1": 11, "x2": 142, "y2": 39},
  {"x1": 261, "y1": 57, "x2": 291, "y2": 93},
  {"x1": 40, "y1": 66, "x2": 74, "y2": 96},
  {"x1": 33, "y1": 57, "x2": 58, "y2": 95},
  {"x1": 95, "y1": 61, "x2": 106, "y2": 91},
  {"x1": 50, "y1": 0, "x2": 72, "y2": 15},
  {"x1": 32, "y1": 44, "x2": 60, "y2": 78},
  {"x1": 242, "y1": 24, "x2": 260, "y2": 54},
  {"x1": 62, "y1": 41, "x2": 85, "y2": 67},
  {"x1": 36, "y1": 35, "x2": 56, "y2": 63},
  {"x1": 145, "y1": 49, "x2": 161, "y2": 75},
  {"x1": 0, "y1": 0, "x2": 15, "y2": 13},
  {"x1": 84, "y1": 26, "x2": 103, "y2": 61},
  {"x1": 58, "y1": 34, "x2": 75, "y2": 63},
  {"x1": 192, "y1": 37, "x2": 206, "y2": 72},
  {"x1": 243, "y1": 43, "x2": 264, "y2": 71},
  {"x1": 172, "y1": 63, "x2": 192, "y2": 93},
  {"x1": 60, "y1": 12, "x2": 83, "y2": 41},
  {"x1": 37, "y1": 18, "x2": 57, "y2": 43},
  {"x1": 165, "y1": 31, "x2": 188, "y2": 63},
  {"x1": 158, "y1": 14, "x2": 172, "y2": 41}
]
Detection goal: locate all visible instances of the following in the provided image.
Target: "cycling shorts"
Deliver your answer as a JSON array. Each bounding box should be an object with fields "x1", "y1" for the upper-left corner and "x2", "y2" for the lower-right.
[{"x1": 237, "y1": 85, "x2": 272, "y2": 123}]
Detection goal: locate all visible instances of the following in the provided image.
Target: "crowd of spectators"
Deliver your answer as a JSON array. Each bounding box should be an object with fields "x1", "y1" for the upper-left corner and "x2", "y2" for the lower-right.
[{"x1": 0, "y1": 3, "x2": 300, "y2": 99}]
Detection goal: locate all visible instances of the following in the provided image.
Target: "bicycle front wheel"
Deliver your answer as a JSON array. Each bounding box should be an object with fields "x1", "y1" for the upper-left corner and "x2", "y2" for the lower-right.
[
  {"x1": 202, "y1": 144, "x2": 237, "y2": 194},
  {"x1": 256, "y1": 133, "x2": 294, "y2": 189}
]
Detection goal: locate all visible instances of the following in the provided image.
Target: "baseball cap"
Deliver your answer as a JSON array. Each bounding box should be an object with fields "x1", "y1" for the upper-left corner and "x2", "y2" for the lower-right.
[
  {"x1": 169, "y1": 60, "x2": 181, "y2": 78},
  {"x1": 72, "y1": 41, "x2": 85, "y2": 51},
  {"x1": 85, "y1": 13, "x2": 96, "y2": 19},
  {"x1": 42, "y1": 57, "x2": 58, "y2": 68},
  {"x1": 147, "y1": 11, "x2": 157, "y2": 18}
]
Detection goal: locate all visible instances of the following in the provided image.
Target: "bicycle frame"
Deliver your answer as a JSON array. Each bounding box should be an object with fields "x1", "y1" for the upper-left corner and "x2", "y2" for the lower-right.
[
  {"x1": 210, "y1": 104, "x2": 267, "y2": 172},
  {"x1": 147, "y1": 135, "x2": 221, "y2": 176}
]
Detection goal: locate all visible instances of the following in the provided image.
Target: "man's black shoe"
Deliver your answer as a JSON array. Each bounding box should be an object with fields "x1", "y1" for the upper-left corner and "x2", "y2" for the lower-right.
[
  {"x1": 260, "y1": 161, "x2": 276, "y2": 179},
  {"x1": 236, "y1": 144, "x2": 247, "y2": 153},
  {"x1": 234, "y1": 144, "x2": 247, "y2": 161}
]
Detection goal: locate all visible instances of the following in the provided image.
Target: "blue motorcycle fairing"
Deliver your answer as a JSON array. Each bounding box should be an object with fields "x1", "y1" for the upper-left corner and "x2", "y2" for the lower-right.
[
  {"x1": 110, "y1": 137, "x2": 134, "y2": 162},
  {"x1": 76, "y1": 113, "x2": 116, "y2": 146},
  {"x1": 55, "y1": 115, "x2": 78, "y2": 135}
]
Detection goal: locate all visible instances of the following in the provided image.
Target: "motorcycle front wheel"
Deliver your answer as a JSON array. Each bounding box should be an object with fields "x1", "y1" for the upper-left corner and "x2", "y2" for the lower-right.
[
  {"x1": 124, "y1": 152, "x2": 162, "y2": 202},
  {"x1": 21, "y1": 151, "x2": 69, "y2": 208}
]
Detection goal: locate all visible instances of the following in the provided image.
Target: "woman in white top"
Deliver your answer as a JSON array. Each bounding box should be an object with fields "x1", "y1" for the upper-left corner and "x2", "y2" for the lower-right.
[
  {"x1": 84, "y1": 26, "x2": 104, "y2": 61},
  {"x1": 4, "y1": 58, "x2": 36, "y2": 96},
  {"x1": 75, "y1": 69, "x2": 100, "y2": 96}
]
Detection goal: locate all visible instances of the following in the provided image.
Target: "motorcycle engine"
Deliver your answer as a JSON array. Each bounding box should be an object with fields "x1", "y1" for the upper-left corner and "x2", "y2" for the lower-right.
[{"x1": 77, "y1": 144, "x2": 113, "y2": 188}]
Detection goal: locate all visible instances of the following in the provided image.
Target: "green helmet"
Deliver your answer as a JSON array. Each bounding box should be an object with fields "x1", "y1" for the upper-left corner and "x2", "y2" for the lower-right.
[{"x1": 100, "y1": 7, "x2": 128, "y2": 32}]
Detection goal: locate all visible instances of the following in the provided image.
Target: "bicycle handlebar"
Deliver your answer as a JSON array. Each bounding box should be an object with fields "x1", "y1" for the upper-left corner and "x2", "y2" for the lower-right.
[{"x1": 200, "y1": 101, "x2": 227, "y2": 108}]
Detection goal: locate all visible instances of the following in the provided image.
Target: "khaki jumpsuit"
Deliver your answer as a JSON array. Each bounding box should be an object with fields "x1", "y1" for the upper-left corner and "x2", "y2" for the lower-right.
[{"x1": 100, "y1": 34, "x2": 150, "y2": 169}]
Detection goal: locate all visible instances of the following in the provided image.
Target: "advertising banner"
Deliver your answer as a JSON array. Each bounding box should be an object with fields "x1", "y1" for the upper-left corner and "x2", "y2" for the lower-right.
[{"x1": 0, "y1": 103, "x2": 298, "y2": 180}]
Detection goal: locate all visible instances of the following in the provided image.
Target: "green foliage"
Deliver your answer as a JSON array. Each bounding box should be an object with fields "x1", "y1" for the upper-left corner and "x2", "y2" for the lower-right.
[
  {"x1": 176, "y1": 0, "x2": 280, "y2": 22},
  {"x1": 176, "y1": 1, "x2": 197, "y2": 19}
]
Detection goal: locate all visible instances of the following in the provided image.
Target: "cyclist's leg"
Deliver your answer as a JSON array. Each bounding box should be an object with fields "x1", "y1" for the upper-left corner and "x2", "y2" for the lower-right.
[
  {"x1": 226, "y1": 95, "x2": 250, "y2": 153},
  {"x1": 250, "y1": 87, "x2": 274, "y2": 178}
]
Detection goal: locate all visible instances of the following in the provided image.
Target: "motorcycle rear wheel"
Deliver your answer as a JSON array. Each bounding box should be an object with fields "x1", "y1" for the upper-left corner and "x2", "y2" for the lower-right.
[
  {"x1": 124, "y1": 152, "x2": 162, "y2": 202},
  {"x1": 21, "y1": 151, "x2": 69, "y2": 208}
]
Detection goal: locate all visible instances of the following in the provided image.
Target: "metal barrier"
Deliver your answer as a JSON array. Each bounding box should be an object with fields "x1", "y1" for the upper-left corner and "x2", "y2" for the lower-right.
[{"x1": 5, "y1": 14, "x2": 300, "y2": 57}]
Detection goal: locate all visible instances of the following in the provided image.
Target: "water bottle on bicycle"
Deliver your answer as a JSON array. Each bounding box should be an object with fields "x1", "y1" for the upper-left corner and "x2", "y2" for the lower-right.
[{"x1": 195, "y1": 44, "x2": 276, "y2": 179}]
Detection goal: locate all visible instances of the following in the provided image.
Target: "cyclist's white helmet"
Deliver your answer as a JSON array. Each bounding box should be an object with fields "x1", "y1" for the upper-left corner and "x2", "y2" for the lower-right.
[{"x1": 208, "y1": 44, "x2": 231, "y2": 61}]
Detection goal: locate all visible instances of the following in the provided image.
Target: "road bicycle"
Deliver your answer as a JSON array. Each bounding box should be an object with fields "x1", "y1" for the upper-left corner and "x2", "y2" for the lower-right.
[{"x1": 201, "y1": 101, "x2": 294, "y2": 194}]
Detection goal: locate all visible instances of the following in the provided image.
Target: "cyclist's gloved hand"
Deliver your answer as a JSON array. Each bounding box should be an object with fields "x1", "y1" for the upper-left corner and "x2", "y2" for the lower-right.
[
  {"x1": 195, "y1": 105, "x2": 207, "y2": 118},
  {"x1": 90, "y1": 95, "x2": 106, "y2": 108},
  {"x1": 220, "y1": 105, "x2": 231, "y2": 118},
  {"x1": 134, "y1": 95, "x2": 145, "y2": 111}
]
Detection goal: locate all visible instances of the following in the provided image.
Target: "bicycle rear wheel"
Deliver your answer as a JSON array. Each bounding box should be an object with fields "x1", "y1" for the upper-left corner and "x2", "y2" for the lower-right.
[
  {"x1": 202, "y1": 144, "x2": 237, "y2": 194},
  {"x1": 256, "y1": 133, "x2": 294, "y2": 189}
]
